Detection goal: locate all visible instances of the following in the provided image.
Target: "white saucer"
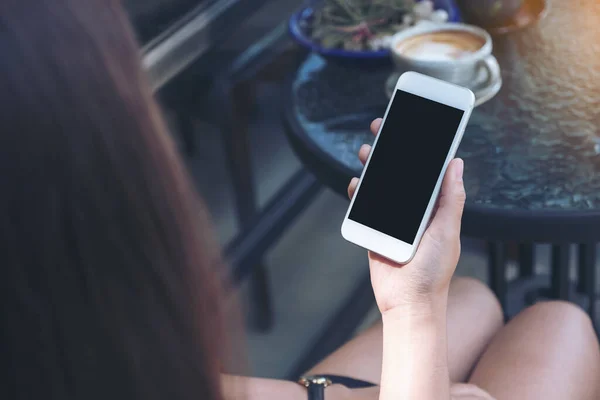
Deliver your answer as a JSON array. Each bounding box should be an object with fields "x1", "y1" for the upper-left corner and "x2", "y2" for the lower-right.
[{"x1": 385, "y1": 56, "x2": 503, "y2": 107}]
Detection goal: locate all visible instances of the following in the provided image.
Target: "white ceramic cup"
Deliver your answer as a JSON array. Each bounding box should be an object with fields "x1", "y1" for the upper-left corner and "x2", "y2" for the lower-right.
[{"x1": 390, "y1": 22, "x2": 497, "y2": 87}]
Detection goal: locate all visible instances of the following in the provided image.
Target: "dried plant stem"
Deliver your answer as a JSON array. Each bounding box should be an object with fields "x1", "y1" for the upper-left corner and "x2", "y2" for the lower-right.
[{"x1": 309, "y1": 0, "x2": 416, "y2": 51}]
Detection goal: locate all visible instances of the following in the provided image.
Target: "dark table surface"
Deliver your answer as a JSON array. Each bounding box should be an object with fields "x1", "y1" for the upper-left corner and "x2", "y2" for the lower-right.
[{"x1": 285, "y1": 0, "x2": 600, "y2": 243}]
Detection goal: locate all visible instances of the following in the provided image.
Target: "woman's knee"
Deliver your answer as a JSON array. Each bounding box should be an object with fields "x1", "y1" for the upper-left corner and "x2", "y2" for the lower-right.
[
  {"x1": 519, "y1": 301, "x2": 597, "y2": 343},
  {"x1": 471, "y1": 301, "x2": 600, "y2": 400},
  {"x1": 514, "y1": 300, "x2": 600, "y2": 376},
  {"x1": 446, "y1": 277, "x2": 504, "y2": 382},
  {"x1": 450, "y1": 277, "x2": 503, "y2": 328}
]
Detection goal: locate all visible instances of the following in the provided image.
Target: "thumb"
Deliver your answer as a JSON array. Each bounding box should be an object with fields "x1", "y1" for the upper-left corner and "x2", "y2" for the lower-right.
[{"x1": 429, "y1": 158, "x2": 466, "y2": 237}]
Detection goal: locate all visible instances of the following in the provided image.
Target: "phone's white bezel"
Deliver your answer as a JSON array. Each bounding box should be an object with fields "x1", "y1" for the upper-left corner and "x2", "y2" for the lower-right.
[{"x1": 341, "y1": 72, "x2": 475, "y2": 264}]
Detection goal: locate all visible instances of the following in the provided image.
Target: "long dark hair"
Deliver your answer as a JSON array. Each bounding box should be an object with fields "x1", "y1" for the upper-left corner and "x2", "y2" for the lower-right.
[{"x1": 0, "y1": 1, "x2": 225, "y2": 399}]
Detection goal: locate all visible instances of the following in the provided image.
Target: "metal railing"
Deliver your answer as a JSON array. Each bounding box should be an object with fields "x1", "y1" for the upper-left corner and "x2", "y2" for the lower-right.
[{"x1": 141, "y1": 0, "x2": 270, "y2": 90}]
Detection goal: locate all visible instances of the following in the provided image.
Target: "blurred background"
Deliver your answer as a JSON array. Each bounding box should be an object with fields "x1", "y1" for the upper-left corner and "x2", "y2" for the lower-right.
[{"x1": 124, "y1": 0, "x2": 600, "y2": 380}]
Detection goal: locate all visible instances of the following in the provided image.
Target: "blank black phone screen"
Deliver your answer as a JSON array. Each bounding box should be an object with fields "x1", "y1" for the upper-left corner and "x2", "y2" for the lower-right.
[{"x1": 349, "y1": 90, "x2": 464, "y2": 244}]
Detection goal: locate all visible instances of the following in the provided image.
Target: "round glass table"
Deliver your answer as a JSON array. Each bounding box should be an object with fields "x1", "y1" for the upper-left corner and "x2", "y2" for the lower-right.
[{"x1": 283, "y1": 0, "x2": 600, "y2": 319}]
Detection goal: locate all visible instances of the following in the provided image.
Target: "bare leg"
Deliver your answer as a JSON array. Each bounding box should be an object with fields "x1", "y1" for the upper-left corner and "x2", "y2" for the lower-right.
[
  {"x1": 306, "y1": 277, "x2": 503, "y2": 383},
  {"x1": 470, "y1": 301, "x2": 600, "y2": 400}
]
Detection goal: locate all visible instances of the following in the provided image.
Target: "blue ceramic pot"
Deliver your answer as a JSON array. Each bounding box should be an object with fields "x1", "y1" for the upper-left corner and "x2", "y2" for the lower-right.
[{"x1": 289, "y1": 0, "x2": 462, "y2": 65}]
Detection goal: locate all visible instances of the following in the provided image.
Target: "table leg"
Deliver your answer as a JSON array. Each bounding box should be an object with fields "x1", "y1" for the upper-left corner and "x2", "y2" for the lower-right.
[
  {"x1": 519, "y1": 243, "x2": 535, "y2": 278},
  {"x1": 551, "y1": 244, "x2": 571, "y2": 300},
  {"x1": 213, "y1": 35, "x2": 310, "y2": 332},
  {"x1": 215, "y1": 79, "x2": 274, "y2": 332},
  {"x1": 578, "y1": 243, "x2": 596, "y2": 327},
  {"x1": 489, "y1": 242, "x2": 507, "y2": 312},
  {"x1": 173, "y1": 108, "x2": 196, "y2": 157}
]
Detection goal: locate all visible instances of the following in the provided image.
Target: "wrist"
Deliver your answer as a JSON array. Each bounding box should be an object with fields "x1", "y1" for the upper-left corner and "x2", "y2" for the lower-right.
[
  {"x1": 381, "y1": 291, "x2": 448, "y2": 324},
  {"x1": 298, "y1": 378, "x2": 351, "y2": 400},
  {"x1": 379, "y1": 298, "x2": 450, "y2": 400}
]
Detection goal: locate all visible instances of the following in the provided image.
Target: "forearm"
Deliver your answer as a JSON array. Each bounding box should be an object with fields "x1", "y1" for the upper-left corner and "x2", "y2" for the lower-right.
[
  {"x1": 379, "y1": 296, "x2": 450, "y2": 400},
  {"x1": 221, "y1": 374, "x2": 358, "y2": 400},
  {"x1": 221, "y1": 375, "x2": 306, "y2": 400}
]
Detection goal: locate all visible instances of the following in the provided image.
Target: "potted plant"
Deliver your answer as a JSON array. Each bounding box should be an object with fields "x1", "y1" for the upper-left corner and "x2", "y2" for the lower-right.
[{"x1": 289, "y1": 0, "x2": 462, "y2": 62}]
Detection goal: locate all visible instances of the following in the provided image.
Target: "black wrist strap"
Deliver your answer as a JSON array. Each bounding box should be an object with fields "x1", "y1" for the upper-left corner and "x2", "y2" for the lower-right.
[
  {"x1": 307, "y1": 384, "x2": 325, "y2": 400},
  {"x1": 298, "y1": 376, "x2": 332, "y2": 400}
]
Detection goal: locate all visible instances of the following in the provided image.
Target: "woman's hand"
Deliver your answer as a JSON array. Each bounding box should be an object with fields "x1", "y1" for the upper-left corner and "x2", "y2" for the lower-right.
[{"x1": 348, "y1": 118, "x2": 466, "y2": 314}]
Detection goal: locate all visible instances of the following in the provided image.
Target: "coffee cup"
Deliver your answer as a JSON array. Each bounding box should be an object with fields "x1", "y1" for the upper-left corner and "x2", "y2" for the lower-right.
[{"x1": 390, "y1": 22, "x2": 497, "y2": 87}]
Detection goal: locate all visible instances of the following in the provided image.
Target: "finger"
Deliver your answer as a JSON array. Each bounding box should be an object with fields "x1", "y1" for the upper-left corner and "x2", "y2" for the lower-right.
[
  {"x1": 347, "y1": 177, "x2": 359, "y2": 200},
  {"x1": 358, "y1": 144, "x2": 371, "y2": 165},
  {"x1": 370, "y1": 118, "x2": 382, "y2": 136},
  {"x1": 429, "y1": 158, "x2": 466, "y2": 238}
]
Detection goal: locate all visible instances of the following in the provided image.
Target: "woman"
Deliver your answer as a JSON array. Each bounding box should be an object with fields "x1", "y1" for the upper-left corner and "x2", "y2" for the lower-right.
[{"x1": 0, "y1": 1, "x2": 598, "y2": 399}]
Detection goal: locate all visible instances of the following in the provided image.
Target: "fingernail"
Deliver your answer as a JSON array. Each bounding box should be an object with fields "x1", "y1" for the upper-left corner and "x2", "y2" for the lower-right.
[
  {"x1": 455, "y1": 159, "x2": 464, "y2": 182},
  {"x1": 351, "y1": 177, "x2": 359, "y2": 186}
]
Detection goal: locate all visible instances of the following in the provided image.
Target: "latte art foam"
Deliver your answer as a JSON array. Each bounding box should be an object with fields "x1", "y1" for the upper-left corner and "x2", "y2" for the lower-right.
[{"x1": 396, "y1": 31, "x2": 485, "y2": 62}]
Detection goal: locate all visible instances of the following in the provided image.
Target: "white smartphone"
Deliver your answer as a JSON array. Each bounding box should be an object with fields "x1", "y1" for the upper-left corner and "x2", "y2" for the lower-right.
[{"x1": 341, "y1": 72, "x2": 475, "y2": 264}]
